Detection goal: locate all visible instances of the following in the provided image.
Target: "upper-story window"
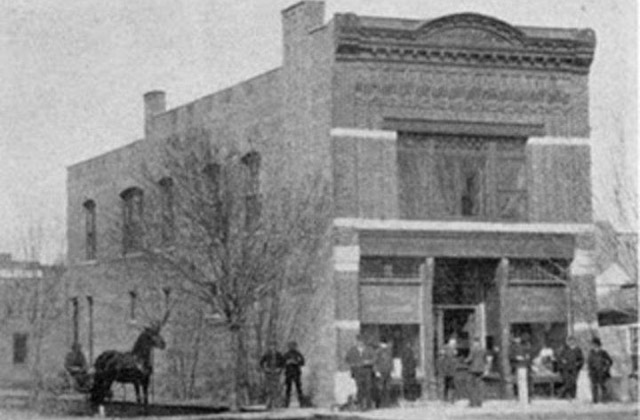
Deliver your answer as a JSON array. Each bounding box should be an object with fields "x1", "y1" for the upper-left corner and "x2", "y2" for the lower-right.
[
  {"x1": 158, "y1": 177, "x2": 175, "y2": 244},
  {"x1": 120, "y1": 187, "x2": 144, "y2": 253},
  {"x1": 83, "y1": 200, "x2": 97, "y2": 260},
  {"x1": 202, "y1": 163, "x2": 227, "y2": 240},
  {"x1": 398, "y1": 134, "x2": 526, "y2": 221},
  {"x1": 241, "y1": 151, "x2": 261, "y2": 228}
]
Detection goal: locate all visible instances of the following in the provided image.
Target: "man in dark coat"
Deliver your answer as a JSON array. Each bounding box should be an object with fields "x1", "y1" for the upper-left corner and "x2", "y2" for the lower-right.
[
  {"x1": 439, "y1": 338, "x2": 458, "y2": 403},
  {"x1": 374, "y1": 338, "x2": 393, "y2": 408},
  {"x1": 345, "y1": 335, "x2": 376, "y2": 410},
  {"x1": 587, "y1": 337, "x2": 613, "y2": 403},
  {"x1": 283, "y1": 341, "x2": 305, "y2": 408},
  {"x1": 401, "y1": 341, "x2": 419, "y2": 401},
  {"x1": 557, "y1": 336, "x2": 584, "y2": 399},
  {"x1": 260, "y1": 342, "x2": 285, "y2": 409},
  {"x1": 465, "y1": 337, "x2": 487, "y2": 407}
]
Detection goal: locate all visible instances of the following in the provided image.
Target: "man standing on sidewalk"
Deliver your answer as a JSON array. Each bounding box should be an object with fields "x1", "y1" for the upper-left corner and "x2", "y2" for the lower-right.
[
  {"x1": 260, "y1": 341, "x2": 285, "y2": 409},
  {"x1": 558, "y1": 336, "x2": 584, "y2": 400},
  {"x1": 283, "y1": 341, "x2": 305, "y2": 408},
  {"x1": 587, "y1": 337, "x2": 613, "y2": 403},
  {"x1": 346, "y1": 334, "x2": 376, "y2": 410},
  {"x1": 466, "y1": 337, "x2": 487, "y2": 408},
  {"x1": 374, "y1": 338, "x2": 393, "y2": 408},
  {"x1": 510, "y1": 335, "x2": 533, "y2": 403},
  {"x1": 439, "y1": 338, "x2": 458, "y2": 404}
]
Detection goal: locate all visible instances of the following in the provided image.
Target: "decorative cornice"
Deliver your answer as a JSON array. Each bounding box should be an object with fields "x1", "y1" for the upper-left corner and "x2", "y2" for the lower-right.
[
  {"x1": 528, "y1": 137, "x2": 590, "y2": 146},
  {"x1": 334, "y1": 13, "x2": 596, "y2": 74}
]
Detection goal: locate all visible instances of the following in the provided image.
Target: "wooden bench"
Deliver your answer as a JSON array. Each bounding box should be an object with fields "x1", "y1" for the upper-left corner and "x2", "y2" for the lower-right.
[{"x1": 532, "y1": 373, "x2": 562, "y2": 397}]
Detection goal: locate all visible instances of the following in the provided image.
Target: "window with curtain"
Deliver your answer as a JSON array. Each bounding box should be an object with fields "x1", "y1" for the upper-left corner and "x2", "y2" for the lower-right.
[
  {"x1": 120, "y1": 187, "x2": 144, "y2": 253},
  {"x1": 83, "y1": 200, "x2": 97, "y2": 260}
]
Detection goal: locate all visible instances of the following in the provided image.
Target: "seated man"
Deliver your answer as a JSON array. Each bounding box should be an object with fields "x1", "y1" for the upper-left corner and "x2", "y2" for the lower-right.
[
  {"x1": 532, "y1": 343, "x2": 555, "y2": 376},
  {"x1": 64, "y1": 342, "x2": 91, "y2": 392}
]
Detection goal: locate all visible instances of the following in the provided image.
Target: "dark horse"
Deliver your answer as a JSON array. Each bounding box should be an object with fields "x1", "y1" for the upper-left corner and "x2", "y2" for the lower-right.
[{"x1": 90, "y1": 321, "x2": 167, "y2": 409}]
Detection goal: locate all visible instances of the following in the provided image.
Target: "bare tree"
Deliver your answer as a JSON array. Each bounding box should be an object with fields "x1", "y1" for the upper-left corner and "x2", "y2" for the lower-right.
[
  {"x1": 0, "y1": 223, "x2": 66, "y2": 403},
  {"x1": 110, "y1": 134, "x2": 331, "y2": 409}
]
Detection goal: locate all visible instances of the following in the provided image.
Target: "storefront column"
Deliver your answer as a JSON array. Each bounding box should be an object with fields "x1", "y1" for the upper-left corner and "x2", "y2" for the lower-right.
[
  {"x1": 497, "y1": 258, "x2": 513, "y2": 399},
  {"x1": 569, "y1": 233, "x2": 598, "y2": 343},
  {"x1": 421, "y1": 258, "x2": 436, "y2": 399},
  {"x1": 333, "y1": 230, "x2": 361, "y2": 405},
  {"x1": 569, "y1": 233, "x2": 598, "y2": 403}
]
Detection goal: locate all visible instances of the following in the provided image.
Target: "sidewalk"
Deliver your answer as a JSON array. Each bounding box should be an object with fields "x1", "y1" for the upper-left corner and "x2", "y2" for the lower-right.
[{"x1": 318, "y1": 399, "x2": 639, "y2": 420}]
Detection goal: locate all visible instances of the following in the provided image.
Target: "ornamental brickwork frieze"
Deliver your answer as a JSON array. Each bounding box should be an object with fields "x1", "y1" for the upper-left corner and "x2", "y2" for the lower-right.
[
  {"x1": 335, "y1": 12, "x2": 596, "y2": 75},
  {"x1": 352, "y1": 67, "x2": 580, "y2": 116}
]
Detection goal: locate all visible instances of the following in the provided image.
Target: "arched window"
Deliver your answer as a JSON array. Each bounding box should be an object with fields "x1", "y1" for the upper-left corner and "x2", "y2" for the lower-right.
[
  {"x1": 83, "y1": 200, "x2": 97, "y2": 260},
  {"x1": 158, "y1": 177, "x2": 175, "y2": 244},
  {"x1": 241, "y1": 151, "x2": 261, "y2": 228},
  {"x1": 120, "y1": 187, "x2": 144, "y2": 253}
]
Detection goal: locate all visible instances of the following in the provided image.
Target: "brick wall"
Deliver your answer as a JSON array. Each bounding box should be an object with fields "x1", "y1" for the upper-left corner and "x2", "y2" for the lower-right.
[
  {"x1": 333, "y1": 62, "x2": 590, "y2": 137},
  {"x1": 527, "y1": 140, "x2": 592, "y2": 223}
]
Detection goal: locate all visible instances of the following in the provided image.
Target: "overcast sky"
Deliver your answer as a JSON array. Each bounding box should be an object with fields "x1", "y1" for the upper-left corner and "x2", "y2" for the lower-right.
[{"x1": 0, "y1": 0, "x2": 637, "y2": 261}]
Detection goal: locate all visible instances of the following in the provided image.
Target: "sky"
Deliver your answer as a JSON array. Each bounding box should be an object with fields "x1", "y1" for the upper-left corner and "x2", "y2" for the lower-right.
[{"x1": 0, "y1": 0, "x2": 637, "y2": 262}]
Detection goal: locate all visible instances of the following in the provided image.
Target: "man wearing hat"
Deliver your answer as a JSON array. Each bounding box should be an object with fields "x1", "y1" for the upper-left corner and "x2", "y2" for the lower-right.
[
  {"x1": 557, "y1": 336, "x2": 584, "y2": 400},
  {"x1": 587, "y1": 337, "x2": 613, "y2": 403},
  {"x1": 465, "y1": 337, "x2": 487, "y2": 407},
  {"x1": 283, "y1": 341, "x2": 305, "y2": 407}
]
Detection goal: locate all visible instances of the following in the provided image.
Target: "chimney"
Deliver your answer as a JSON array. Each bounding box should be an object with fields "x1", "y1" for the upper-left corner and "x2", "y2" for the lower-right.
[
  {"x1": 144, "y1": 90, "x2": 166, "y2": 138},
  {"x1": 282, "y1": 1, "x2": 325, "y2": 66}
]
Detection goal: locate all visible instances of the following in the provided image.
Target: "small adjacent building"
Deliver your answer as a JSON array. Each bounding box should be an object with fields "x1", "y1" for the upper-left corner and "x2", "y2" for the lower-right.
[
  {"x1": 64, "y1": 1, "x2": 598, "y2": 405},
  {"x1": 0, "y1": 253, "x2": 66, "y2": 390}
]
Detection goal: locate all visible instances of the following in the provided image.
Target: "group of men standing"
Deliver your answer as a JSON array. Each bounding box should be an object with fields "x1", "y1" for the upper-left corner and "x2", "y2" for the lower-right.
[
  {"x1": 259, "y1": 341, "x2": 306, "y2": 409},
  {"x1": 557, "y1": 336, "x2": 614, "y2": 403},
  {"x1": 344, "y1": 333, "x2": 614, "y2": 411},
  {"x1": 345, "y1": 335, "x2": 420, "y2": 410},
  {"x1": 510, "y1": 335, "x2": 614, "y2": 404}
]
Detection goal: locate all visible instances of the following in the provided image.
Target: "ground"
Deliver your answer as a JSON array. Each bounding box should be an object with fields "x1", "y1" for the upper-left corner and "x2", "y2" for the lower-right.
[{"x1": 0, "y1": 400, "x2": 637, "y2": 420}]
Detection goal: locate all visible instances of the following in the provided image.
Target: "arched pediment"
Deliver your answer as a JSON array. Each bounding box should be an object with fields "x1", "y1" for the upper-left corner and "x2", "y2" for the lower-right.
[{"x1": 416, "y1": 13, "x2": 525, "y2": 48}]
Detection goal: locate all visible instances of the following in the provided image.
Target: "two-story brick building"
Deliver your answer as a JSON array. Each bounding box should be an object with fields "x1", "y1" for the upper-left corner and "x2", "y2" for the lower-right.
[{"x1": 65, "y1": 1, "x2": 597, "y2": 405}]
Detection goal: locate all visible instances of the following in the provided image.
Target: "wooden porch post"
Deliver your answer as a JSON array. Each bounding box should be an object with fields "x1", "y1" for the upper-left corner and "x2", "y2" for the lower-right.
[
  {"x1": 421, "y1": 257, "x2": 436, "y2": 399},
  {"x1": 497, "y1": 258, "x2": 513, "y2": 398}
]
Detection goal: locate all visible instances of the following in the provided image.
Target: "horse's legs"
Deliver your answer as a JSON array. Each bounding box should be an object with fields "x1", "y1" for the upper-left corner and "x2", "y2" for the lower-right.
[
  {"x1": 142, "y1": 376, "x2": 150, "y2": 407},
  {"x1": 134, "y1": 382, "x2": 141, "y2": 404}
]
